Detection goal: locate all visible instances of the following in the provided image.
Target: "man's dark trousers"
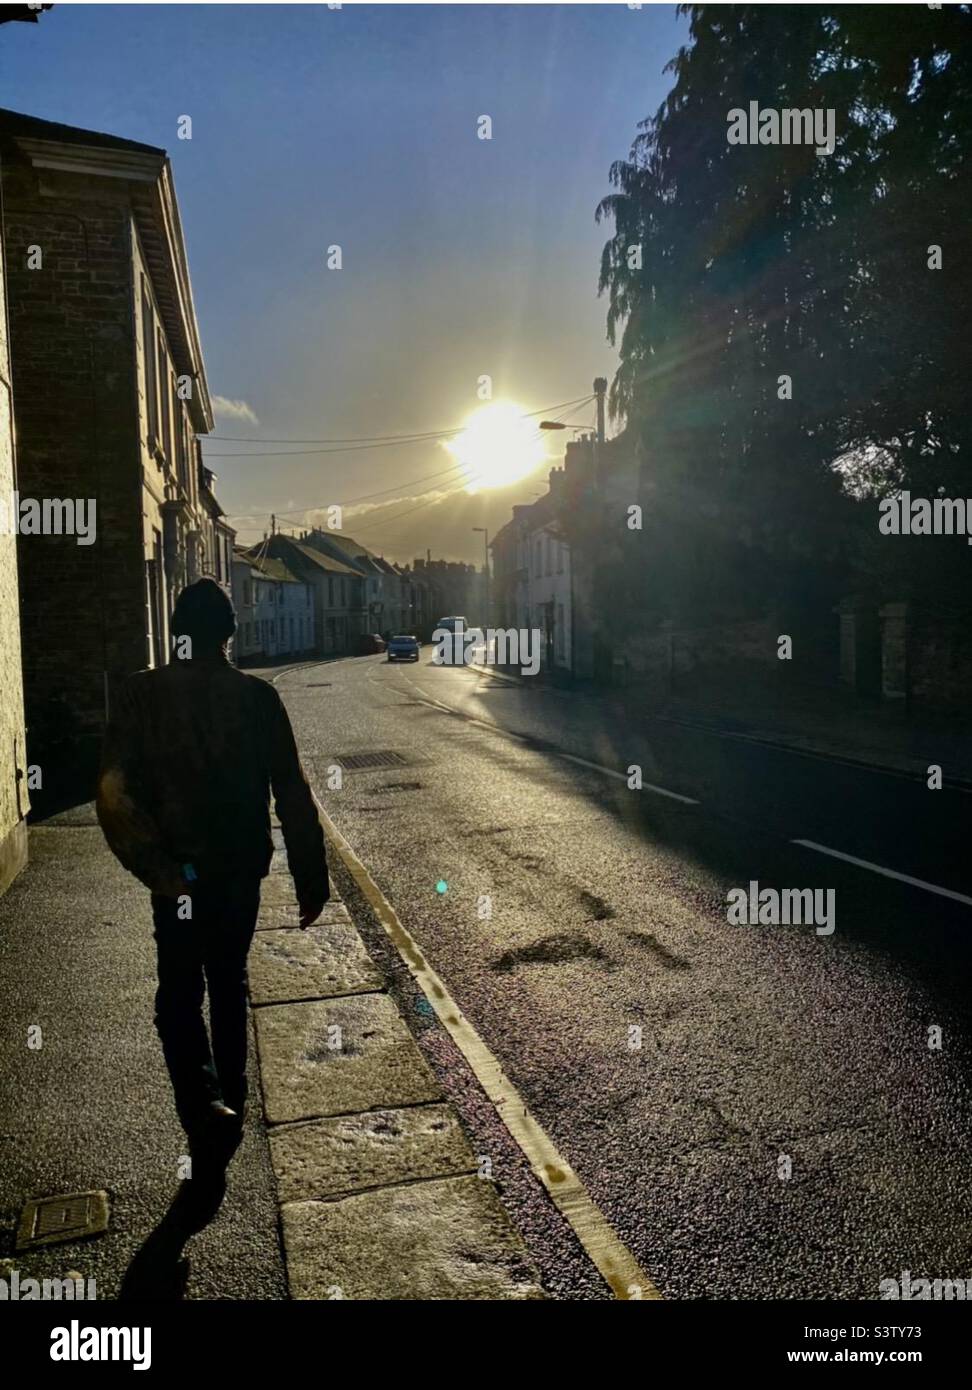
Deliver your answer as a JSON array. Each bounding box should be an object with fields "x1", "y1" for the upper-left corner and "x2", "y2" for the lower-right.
[{"x1": 151, "y1": 878, "x2": 261, "y2": 1134}]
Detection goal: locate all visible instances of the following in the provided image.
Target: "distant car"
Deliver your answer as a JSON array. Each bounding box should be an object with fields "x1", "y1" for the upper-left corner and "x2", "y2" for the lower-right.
[
  {"x1": 436, "y1": 615, "x2": 467, "y2": 635},
  {"x1": 386, "y1": 634, "x2": 420, "y2": 663},
  {"x1": 354, "y1": 632, "x2": 386, "y2": 655}
]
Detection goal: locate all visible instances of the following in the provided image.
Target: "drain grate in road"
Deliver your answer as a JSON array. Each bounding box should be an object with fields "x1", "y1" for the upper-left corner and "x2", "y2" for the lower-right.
[
  {"x1": 305, "y1": 682, "x2": 332, "y2": 687},
  {"x1": 334, "y1": 749, "x2": 410, "y2": 772},
  {"x1": 16, "y1": 1190, "x2": 109, "y2": 1251}
]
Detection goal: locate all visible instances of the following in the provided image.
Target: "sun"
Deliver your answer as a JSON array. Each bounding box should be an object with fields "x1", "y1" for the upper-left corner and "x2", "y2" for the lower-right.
[{"x1": 444, "y1": 401, "x2": 548, "y2": 492}]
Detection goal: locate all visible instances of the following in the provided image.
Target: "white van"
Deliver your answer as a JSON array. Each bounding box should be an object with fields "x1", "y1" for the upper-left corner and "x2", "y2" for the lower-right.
[{"x1": 437, "y1": 615, "x2": 467, "y2": 634}]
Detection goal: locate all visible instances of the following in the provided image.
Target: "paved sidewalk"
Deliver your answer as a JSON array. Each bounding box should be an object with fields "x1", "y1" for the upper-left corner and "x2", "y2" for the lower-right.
[
  {"x1": 250, "y1": 834, "x2": 545, "y2": 1300},
  {"x1": 648, "y1": 681, "x2": 972, "y2": 785},
  {"x1": 471, "y1": 659, "x2": 972, "y2": 785},
  {"x1": 0, "y1": 808, "x2": 286, "y2": 1300}
]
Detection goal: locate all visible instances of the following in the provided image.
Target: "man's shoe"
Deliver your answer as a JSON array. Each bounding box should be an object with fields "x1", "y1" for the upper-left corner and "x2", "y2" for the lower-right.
[
  {"x1": 207, "y1": 1100, "x2": 244, "y2": 1160},
  {"x1": 208, "y1": 1101, "x2": 238, "y2": 1123}
]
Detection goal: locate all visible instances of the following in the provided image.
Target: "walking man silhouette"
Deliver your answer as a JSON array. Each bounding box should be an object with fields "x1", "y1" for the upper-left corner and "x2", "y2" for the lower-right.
[{"x1": 97, "y1": 578, "x2": 328, "y2": 1175}]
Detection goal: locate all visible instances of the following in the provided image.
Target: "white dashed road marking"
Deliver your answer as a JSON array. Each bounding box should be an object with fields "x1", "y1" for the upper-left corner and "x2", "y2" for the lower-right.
[{"x1": 792, "y1": 839, "x2": 972, "y2": 908}]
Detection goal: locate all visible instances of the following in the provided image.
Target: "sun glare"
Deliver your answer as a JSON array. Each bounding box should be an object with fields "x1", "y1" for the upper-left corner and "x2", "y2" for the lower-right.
[{"x1": 444, "y1": 402, "x2": 548, "y2": 492}]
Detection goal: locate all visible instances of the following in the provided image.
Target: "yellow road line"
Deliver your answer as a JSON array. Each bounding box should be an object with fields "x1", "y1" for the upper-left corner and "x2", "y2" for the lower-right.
[{"x1": 316, "y1": 803, "x2": 663, "y2": 1302}]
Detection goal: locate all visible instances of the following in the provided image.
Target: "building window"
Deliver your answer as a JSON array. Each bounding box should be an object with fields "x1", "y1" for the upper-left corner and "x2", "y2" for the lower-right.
[
  {"x1": 146, "y1": 531, "x2": 165, "y2": 668},
  {"x1": 174, "y1": 404, "x2": 186, "y2": 489},
  {"x1": 145, "y1": 560, "x2": 159, "y2": 668},
  {"x1": 328, "y1": 576, "x2": 334, "y2": 606},
  {"x1": 557, "y1": 541, "x2": 564, "y2": 574},
  {"x1": 535, "y1": 541, "x2": 541, "y2": 576},
  {"x1": 142, "y1": 278, "x2": 158, "y2": 446},
  {"x1": 158, "y1": 334, "x2": 172, "y2": 464},
  {"x1": 545, "y1": 534, "x2": 552, "y2": 575}
]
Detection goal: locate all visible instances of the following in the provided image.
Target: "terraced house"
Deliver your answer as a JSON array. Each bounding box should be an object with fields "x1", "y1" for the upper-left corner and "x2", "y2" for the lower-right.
[
  {"x1": 231, "y1": 546, "x2": 315, "y2": 664},
  {"x1": 0, "y1": 108, "x2": 229, "y2": 803},
  {"x1": 259, "y1": 532, "x2": 365, "y2": 656},
  {"x1": 300, "y1": 528, "x2": 405, "y2": 637}
]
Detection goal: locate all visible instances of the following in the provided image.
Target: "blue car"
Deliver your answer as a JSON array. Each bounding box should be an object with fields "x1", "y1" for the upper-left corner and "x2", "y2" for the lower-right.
[{"x1": 387, "y1": 634, "x2": 420, "y2": 662}]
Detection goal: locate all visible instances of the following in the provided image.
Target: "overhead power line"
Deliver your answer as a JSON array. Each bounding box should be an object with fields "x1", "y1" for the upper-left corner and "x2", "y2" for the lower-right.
[
  {"x1": 350, "y1": 472, "x2": 487, "y2": 535},
  {"x1": 273, "y1": 459, "x2": 472, "y2": 519},
  {"x1": 223, "y1": 396, "x2": 595, "y2": 538},
  {"x1": 201, "y1": 395, "x2": 595, "y2": 457}
]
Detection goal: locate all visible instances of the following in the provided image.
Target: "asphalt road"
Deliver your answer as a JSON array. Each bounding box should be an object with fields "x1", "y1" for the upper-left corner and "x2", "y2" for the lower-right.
[{"x1": 278, "y1": 652, "x2": 972, "y2": 1301}]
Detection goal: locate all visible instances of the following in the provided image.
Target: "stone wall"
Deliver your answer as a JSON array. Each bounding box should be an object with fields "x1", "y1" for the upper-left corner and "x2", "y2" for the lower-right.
[
  {"x1": 908, "y1": 605, "x2": 972, "y2": 712},
  {"x1": 0, "y1": 171, "x2": 29, "y2": 890},
  {"x1": 628, "y1": 617, "x2": 779, "y2": 687}
]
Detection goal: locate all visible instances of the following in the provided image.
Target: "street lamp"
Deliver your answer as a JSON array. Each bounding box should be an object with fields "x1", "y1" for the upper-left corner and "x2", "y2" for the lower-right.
[
  {"x1": 541, "y1": 379, "x2": 606, "y2": 485},
  {"x1": 472, "y1": 526, "x2": 488, "y2": 626}
]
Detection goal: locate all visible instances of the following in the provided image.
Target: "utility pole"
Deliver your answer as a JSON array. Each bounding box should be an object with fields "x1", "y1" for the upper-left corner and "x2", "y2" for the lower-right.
[
  {"x1": 472, "y1": 526, "x2": 489, "y2": 626},
  {"x1": 270, "y1": 513, "x2": 276, "y2": 536},
  {"x1": 593, "y1": 376, "x2": 607, "y2": 488},
  {"x1": 594, "y1": 377, "x2": 607, "y2": 446}
]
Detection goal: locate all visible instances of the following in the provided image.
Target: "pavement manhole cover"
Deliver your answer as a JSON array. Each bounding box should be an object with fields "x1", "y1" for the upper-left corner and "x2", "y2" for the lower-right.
[
  {"x1": 16, "y1": 1190, "x2": 109, "y2": 1251},
  {"x1": 335, "y1": 750, "x2": 410, "y2": 771}
]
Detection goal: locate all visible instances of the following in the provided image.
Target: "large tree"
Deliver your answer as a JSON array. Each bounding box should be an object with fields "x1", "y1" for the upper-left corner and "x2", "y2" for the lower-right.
[{"x1": 598, "y1": 3, "x2": 972, "y2": 619}]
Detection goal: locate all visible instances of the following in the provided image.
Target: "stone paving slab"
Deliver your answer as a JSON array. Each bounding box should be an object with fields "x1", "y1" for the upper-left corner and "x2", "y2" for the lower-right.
[
  {"x1": 254, "y1": 993, "x2": 442, "y2": 1124},
  {"x1": 281, "y1": 1175, "x2": 545, "y2": 1300},
  {"x1": 248, "y1": 822, "x2": 544, "y2": 1300},
  {"x1": 249, "y1": 922, "x2": 384, "y2": 1005},
  {"x1": 269, "y1": 1103, "x2": 476, "y2": 1203},
  {"x1": 259, "y1": 875, "x2": 300, "y2": 907},
  {"x1": 254, "y1": 900, "x2": 350, "y2": 932}
]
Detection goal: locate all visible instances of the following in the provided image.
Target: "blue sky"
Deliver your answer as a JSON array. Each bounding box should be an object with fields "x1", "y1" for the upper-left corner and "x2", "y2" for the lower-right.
[{"x1": 2, "y1": 3, "x2": 684, "y2": 560}]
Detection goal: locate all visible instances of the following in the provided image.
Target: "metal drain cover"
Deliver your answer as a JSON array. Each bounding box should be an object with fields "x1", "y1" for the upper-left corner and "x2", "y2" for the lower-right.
[
  {"x1": 16, "y1": 1190, "x2": 109, "y2": 1251},
  {"x1": 334, "y1": 749, "x2": 410, "y2": 771}
]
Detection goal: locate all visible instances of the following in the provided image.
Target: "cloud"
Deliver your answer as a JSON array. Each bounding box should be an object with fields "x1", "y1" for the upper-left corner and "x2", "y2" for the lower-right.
[
  {"x1": 223, "y1": 475, "x2": 549, "y2": 566},
  {"x1": 212, "y1": 395, "x2": 259, "y2": 427},
  {"x1": 326, "y1": 476, "x2": 545, "y2": 565}
]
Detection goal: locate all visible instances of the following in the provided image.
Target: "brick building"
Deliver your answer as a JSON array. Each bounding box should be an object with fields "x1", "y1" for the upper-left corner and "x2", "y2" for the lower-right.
[
  {"x1": 411, "y1": 556, "x2": 484, "y2": 629},
  {"x1": 0, "y1": 108, "x2": 224, "y2": 802}
]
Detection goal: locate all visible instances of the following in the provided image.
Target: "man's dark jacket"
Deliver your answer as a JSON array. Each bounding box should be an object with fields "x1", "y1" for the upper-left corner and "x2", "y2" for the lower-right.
[{"x1": 96, "y1": 653, "x2": 328, "y2": 906}]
